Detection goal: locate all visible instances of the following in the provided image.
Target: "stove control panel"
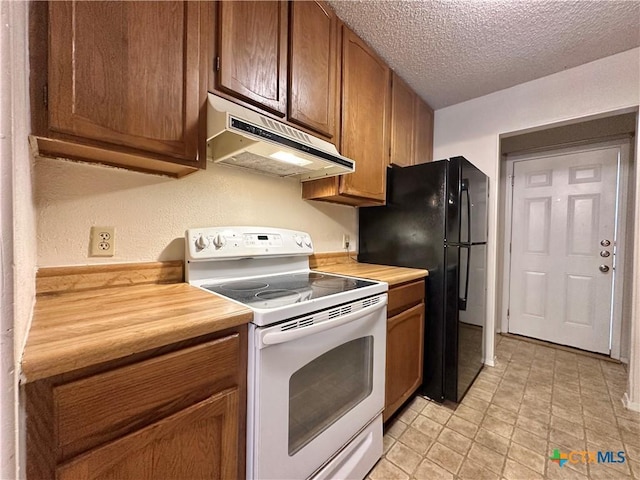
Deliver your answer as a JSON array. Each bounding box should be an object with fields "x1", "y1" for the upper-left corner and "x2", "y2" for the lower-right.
[{"x1": 186, "y1": 226, "x2": 313, "y2": 260}]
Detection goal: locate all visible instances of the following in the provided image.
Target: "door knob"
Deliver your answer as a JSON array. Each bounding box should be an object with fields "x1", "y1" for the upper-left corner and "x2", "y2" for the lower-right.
[
  {"x1": 600, "y1": 250, "x2": 610, "y2": 258},
  {"x1": 600, "y1": 239, "x2": 611, "y2": 247},
  {"x1": 599, "y1": 265, "x2": 610, "y2": 273}
]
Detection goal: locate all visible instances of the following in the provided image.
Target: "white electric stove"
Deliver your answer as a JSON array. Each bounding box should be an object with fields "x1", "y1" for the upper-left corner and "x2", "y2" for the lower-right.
[{"x1": 185, "y1": 226, "x2": 388, "y2": 480}]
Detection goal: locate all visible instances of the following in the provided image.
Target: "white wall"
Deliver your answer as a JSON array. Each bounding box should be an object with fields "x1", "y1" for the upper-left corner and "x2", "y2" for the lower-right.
[
  {"x1": 433, "y1": 48, "x2": 640, "y2": 405},
  {"x1": 35, "y1": 160, "x2": 358, "y2": 266},
  {"x1": 1, "y1": 1, "x2": 37, "y2": 478}
]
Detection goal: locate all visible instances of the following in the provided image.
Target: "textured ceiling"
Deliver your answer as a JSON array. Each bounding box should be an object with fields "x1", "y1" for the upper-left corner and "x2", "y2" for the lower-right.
[{"x1": 328, "y1": 0, "x2": 640, "y2": 109}]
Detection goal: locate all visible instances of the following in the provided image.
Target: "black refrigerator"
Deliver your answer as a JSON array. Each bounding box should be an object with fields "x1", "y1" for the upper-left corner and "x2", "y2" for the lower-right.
[{"x1": 359, "y1": 156, "x2": 488, "y2": 403}]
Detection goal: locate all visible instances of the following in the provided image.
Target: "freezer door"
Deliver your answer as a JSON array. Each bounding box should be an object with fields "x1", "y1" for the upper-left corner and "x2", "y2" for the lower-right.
[{"x1": 455, "y1": 157, "x2": 488, "y2": 244}]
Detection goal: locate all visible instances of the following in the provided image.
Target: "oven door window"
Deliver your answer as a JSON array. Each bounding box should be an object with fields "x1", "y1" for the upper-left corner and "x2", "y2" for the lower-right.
[{"x1": 288, "y1": 336, "x2": 374, "y2": 455}]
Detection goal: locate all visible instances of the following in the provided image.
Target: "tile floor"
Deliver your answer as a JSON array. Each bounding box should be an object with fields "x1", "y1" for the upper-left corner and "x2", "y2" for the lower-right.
[{"x1": 368, "y1": 335, "x2": 640, "y2": 479}]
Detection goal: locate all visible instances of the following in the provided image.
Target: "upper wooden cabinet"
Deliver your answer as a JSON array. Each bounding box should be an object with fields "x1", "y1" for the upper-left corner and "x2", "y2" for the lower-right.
[
  {"x1": 340, "y1": 28, "x2": 390, "y2": 202},
  {"x1": 213, "y1": 1, "x2": 339, "y2": 142},
  {"x1": 288, "y1": 1, "x2": 339, "y2": 141},
  {"x1": 414, "y1": 96, "x2": 434, "y2": 164},
  {"x1": 302, "y1": 26, "x2": 391, "y2": 206},
  {"x1": 216, "y1": 1, "x2": 288, "y2": 116},
  {"x1": 31, "y1": 1, "x2": 210, "y2": 177},
  {"x1": 390, "y1": 73, "x2": 417, "y2": 167}
]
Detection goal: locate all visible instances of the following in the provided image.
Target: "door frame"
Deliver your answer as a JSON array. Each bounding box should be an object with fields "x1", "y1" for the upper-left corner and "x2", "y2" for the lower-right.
[{"x1": 500, "y1": 139, "x2": 631, "y2": 359}]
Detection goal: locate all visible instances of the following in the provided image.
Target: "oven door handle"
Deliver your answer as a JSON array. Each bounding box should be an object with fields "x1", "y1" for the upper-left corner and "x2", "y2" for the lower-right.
[{"x1": 261, "y1": 297, "x2": 387, "y2": 346}]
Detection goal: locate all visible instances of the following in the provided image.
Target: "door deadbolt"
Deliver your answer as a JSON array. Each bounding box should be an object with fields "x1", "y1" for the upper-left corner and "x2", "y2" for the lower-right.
[
  {"x1": 600, "y1": 250, "x2": 610, "y2": 258},
  {"x1": 599, "y1": 265, "x2": 610, "y2": 273},
  {"x1": 600, "y1": 239, "x2": 611, "y2": 247}
]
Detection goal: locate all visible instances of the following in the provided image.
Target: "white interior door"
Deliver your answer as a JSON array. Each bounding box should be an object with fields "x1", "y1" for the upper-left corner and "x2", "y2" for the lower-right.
[{"x1": 508, "y1": 146, "x2": 619, "y2": 354}]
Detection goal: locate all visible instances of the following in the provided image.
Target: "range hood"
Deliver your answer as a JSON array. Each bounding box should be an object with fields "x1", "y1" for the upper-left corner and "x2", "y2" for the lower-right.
[{"x1": 207, "y1": 93, "x2": 355, "y2": 181}]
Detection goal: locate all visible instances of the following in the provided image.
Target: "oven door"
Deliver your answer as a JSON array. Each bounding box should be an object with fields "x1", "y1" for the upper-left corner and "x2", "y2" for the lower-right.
[{"x1": 248, "y1": 294, "x2": 387, "y2": 480}]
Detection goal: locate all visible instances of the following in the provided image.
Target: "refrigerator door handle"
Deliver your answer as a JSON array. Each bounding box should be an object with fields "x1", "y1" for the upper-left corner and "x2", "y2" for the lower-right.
[
  {"x1": 461, "y1": 179, "x2": 471, "y2": 244},
  {"x1": 459, "y1": 245, "x2": 470, "y2": 311}
]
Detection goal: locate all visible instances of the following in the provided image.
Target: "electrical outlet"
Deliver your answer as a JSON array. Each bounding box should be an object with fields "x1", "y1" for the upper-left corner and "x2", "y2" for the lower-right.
[
  {"x1": 343, "y1": 234, "x2": 350, "y2": 250},
  {"x1": 90, "y1": 226, "x2": 115, "y2": 257}
]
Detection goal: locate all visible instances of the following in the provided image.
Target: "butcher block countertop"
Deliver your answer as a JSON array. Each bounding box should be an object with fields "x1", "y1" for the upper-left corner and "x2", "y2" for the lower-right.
[
  {"x1": 315, "y1": 262, "x2": 428, "y2": 286},
  {"x1": 22, "y1": 282, "x2": 252, "y2": 383}
]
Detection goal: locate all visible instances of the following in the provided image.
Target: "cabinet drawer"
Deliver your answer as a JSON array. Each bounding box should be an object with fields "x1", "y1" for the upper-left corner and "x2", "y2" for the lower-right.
[
  {"x1": 387, "y1": 279, "x2": 425, "y2": 316},
  {"x1": 54, "y1": 334, "x2": 240, "y2": 460}
]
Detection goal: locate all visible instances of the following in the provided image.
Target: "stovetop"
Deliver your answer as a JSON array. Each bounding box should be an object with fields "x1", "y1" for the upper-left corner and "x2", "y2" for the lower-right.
[
  {"x1": 185, "y1": 227, "x2": 388, "y2": 326},
  {"x1": 201, "y1": 271, "x2": 378, "y2": 310}
]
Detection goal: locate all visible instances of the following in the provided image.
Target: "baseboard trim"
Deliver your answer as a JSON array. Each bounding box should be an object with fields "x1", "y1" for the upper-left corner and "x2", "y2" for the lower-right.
[
  {"x1": 623, "y1": 392, "x2": 640, "y2": 412},
  {"x1": 484, "y1": 356, "x2": 496, "y2": 367}
]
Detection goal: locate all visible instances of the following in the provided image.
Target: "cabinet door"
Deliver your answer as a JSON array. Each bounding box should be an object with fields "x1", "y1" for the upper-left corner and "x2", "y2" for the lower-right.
[
  {"x1": 340, "y1": 27, "x2": 391, "y2": 202},
  {"x1": 390, "y1": 73, "x2": 416, "y2": 167},
  {"x1": 48, "y1": 1, "x2": 202, "y2": 162},
  {"x1": 56, "y1": 389, "x2": 240, "y2": 480},
  {"x1": 288, "y1": 1, "x2": 338, "y2": 140},
  {"x1": 217, "y1": 1, "x2": 287, "y2": 116},
  {"x1": 385, "y1": 303, "x2": 425, "y2": 422},
  {"x1": 414, "y1": 97, "x2": 434, "y2": 164}
]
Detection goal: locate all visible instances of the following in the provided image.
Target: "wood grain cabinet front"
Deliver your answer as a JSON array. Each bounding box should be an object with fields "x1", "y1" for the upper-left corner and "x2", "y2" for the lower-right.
[
  {"x1": 384, "y1": 279, "x2": 425, "y2": 422},
  {"x1": 389, "y1": 73, "x2": 416, "y2": 167},
  {"x1": 215, "y1": 0, "x2": 288, "y2": 116},
  {"x1": 302, "y1": 25, "x2": 391, "y2": 206},
  {"x1": 288, "y1": 0, "x2": 339, "y2": 141},
  {"x1": 31, "y1": 1, "x2": 211, "y2": 177},
  {"x1": 214, "y1": 0, "x2": 339, "y2": 142},
  {"x1": 26, "y1": 326, "x2": 247, "y2": 480},
  {"x1": 414, "y1": 96, "x2": 435, "y2": 164}
]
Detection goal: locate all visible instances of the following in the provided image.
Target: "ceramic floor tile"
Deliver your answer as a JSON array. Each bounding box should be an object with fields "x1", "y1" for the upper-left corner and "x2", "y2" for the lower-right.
[
  {"x1": 411, "y1": 414, "x2": 443, "y2": 440},
  {"x1": 369, "y1": 336, "x2": 637, "y2": 480},
  {"x1": 475, "y1": 427, "x2": 510, "y2": 455},
  {"x1": 503, "y1": 458, "x2": 544, "y2": 480},
  {"x1": 467, "y1": 443, "x2": 506, "y2": 475},
  {"x1": 551, "y1": 415, "x2": 586, "y2": 439},
  {"x1": 426, "y1": 441, "x2": 464, "y2": 475},
  {"x1": 437, "y1": 427, "x2": 472, "y2": 455},
  {"x1": 421, "y1": 402, "x2": 452, "y2": 425},
  {"x1": 454, "y1": 404, "x2": 485, "y2": 425},
  {"x1": 461, "y1": 393, "x2": 490, "y2": 413},
  {"x1": 511, "y1": 427, "x2": 548, "y2": 456},
  {"x1": 406, "y1": 395, "x2": 428, "y2": 413},
  {"x1": 584, "y1": 416, "x2": 622, "y2": 440},
  {"x1": 397, "y1": 405, "x2": 420, "y2": 424},
  {"x1": 386, "y1": 418, "x2": 408, "y2": 439},
  {"x1": 508, "y1": 442, "x2": 546, "y2": 474},
  {"x1": 369, "y1": 458, "x2": 410, "y2": 480},
  {"x1": 552, "y1": 404, "x2": 585, "y2": 425},
  {"x1": 458, "y1": 457, "x2": 501, "y2": 480},
  {"x1": 382, "y1": 434, "x2": 396, "y2": 454},
  {"x1": 446, "y1": 414, "x2": 479, "y2": 439},
  {"x1": 412, "y1": 458, "x2": 454, "y2": 480},
  {"x1": 486, "y1": 404, "x2": 518, "y2": 425},
  {"x1": 386, "y1": 441, "x2": 422, "y2": 474},
  {"x1": 549, "y1": 427, "x2": 586, "y2": 451},
  {"x1": 482, "y1": 413, "x2": 515, "y2": 439},
  {"x1": 546, "y1": 460, "x2": 589, "y2": 480},
  {"x1": 398, "y1": 426, "x2": 432, "y2": 455},
  {"x1": 517, "y1": 414, "x2": 550, "y2": 438}
]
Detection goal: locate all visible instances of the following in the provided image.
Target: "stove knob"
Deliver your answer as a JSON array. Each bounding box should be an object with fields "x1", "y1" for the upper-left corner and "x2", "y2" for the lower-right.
[
  {"x1": 304, "y1": 236, "x2": 312, "y2": 248},
  {"x1": 212, "y1": 234, "x2": 226, "y2": 249},
  {"x1": 195, "y1": 235, "x2": 210, "y2": 250},
  {"x1": 294, "y1": 235, "x2": 303, "y2": 247}
]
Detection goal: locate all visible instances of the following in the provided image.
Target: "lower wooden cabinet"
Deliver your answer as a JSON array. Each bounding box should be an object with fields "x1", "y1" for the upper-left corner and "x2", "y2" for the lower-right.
[
  {"x1": 26, "y1": 326, "x2": 247, "y2": 480},
  {"x1": 384, "y1": 280, "x2": 425, "y2": 422},
  {"x1": 57, "y1": 389, "x2": 239, "y2": 480}
]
